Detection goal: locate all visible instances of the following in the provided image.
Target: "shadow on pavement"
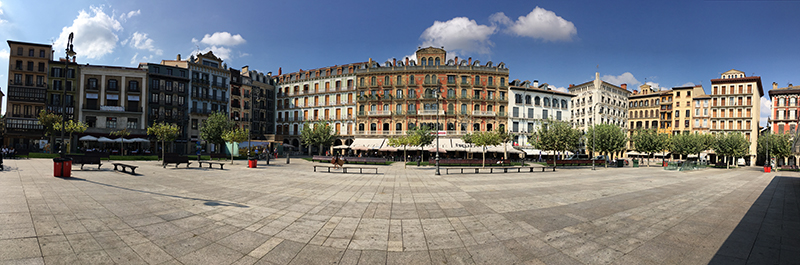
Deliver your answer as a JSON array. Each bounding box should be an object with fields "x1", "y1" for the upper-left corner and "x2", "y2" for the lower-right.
[
  {"x1": 709, "y1": 176, "x2": 800, "y2": 264},
  {"x1": 61, "y1": 176, "x2": 249, "y2": 208}
]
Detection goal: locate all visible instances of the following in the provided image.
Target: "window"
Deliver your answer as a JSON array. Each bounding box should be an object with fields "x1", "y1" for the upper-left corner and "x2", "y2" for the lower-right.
[
  {"x1": 685, "y1": 120, "x2": 689, "y2": 128},
  {"x1": 513, "y1": 107, "x2": 519, "y2": 117},
  {"x1": 525, "y1": 95, "x2": 532, "y2": 104},
  {"x1": 106, "y1": 117, "x2": 118, "y2": 129},
  {"x1": 542, "y1": 109, "x2": 548, "y2": 119},
  {"x1": 556, "y1": 111, "x2": 562, "y2": 120},
  {"x1": 192, "y1": 119, "x2": 198, "y2": 129},
  {"x1": 28, "y1": 49, "x2": 34, "y2": 57},
  {"x1": 127, "y1": 118, "x2": 138, "y2": 129},
  {"x1": 447, "y1": 75, "x2": 455, "y2": 84},
  {"x1": 685, "y1": 110, "x2": 690, "y2": 117},
  {"x1": 151, "y1": 93, "x2": 159, "y2": 103},
  {"x1": 474, "y1": 76, "x2": 480, "y2": 85},
  {"x1": 108, "y1": 79, "x2": 118, "y2": 90}
]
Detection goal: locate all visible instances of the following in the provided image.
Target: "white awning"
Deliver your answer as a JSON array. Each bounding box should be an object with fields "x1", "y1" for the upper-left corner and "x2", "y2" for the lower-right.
[
  {"x1": 350, "y1": 138, "x2": 385, "y2": 151},
  {"x1": 79, "y1": 135, "x2": 98, "y2": 141},
  {"x1": 626, "y1": 151, "x2": 641, "y2": 156}
]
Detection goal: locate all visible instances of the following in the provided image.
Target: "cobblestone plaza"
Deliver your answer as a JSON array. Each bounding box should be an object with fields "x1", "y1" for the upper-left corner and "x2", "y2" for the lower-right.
[{"x1": 0, "y1": 159, "x2": 797, "y2": 264}]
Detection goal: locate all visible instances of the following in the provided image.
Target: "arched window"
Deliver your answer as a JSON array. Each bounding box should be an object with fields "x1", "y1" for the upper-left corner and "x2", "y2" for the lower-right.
[
  {"x1": 499, "y1": 106, "x2": 505, "y2": 114},
  {"x1": 370, "y1": 104, "x2": 376, "y2": 111},
  {"x1": 515, "y1": 94, "x2": 522, "y2": 103},
  {"x1": 561, "y1": 100, "x2": 567, "y2": 108},
  {"x1": 448, "y1": 103, "x2": 454, "y2": 113},
  {"x1": 396, "y1": 104, "x2": 402, "y2": 113},
  {"x1": 424, "y1": 89, "x2": 434, "y2": 98},
  {"x1": 487, "y1": 124, "x2": 493, "y2": 131},
  {"x1": 421, "y1": 58, "x2": 427, "y2": 65},
  {"x1": 396, "y1": 89, "x2": 403, "y2": 98},
  {"x1": 473, "y1": 104, "x2": 480, "y2": 111},
  {"x1": 534, "y1": 96, "x2": 541, "y2": 106},
  {"x1": 447, "y1": 123, "x2": 455, "y2": 130},
  {"x1": 474, "y1": 75, "x2": 480, "y2": 85},
  {"x1": 396, "y1": 75, "x2": 402, "y2": 85},
  {"x1": 552, "y1": 100, "x2": 559, "y2": 108},
  {"x1": 384, "y1": 76, "x2": 390, "y2": 86},
  {"x1": 409, "y1": 75, "x2": 415, "y2": 85},
  {"x1": 370, "y1": 76, "x2": 376, "y2": 86},
  {"x1": 359, "y1": 105, "x2": 365, "y2": 112},
  {"x1": 396, "y1": 123, "x2": 402, "y2": 131},
  {"x1": 447, "y1": 89, "x2": 455, "y2": 98},
  {"x1": 461, "y1": 89, "x2": 467, "y2": 97},
  {"x1": 435, "y1": 57, "x2": 440, "y2": 65},
  {"x1": 500, "y1": 77, "x2": 505, "y2": 86},
  {"x1": 424, "y1": 75, "x2": 431, "y2": 84},
  {"x1": 428, "y1": 57, "x2": 434, "y2": 66},
  {"x1": 461, "y1": 104, "x2": 467, "y2": 113},
  {"x1": 358, "y1": 123, "x2": 365, "y2": 131},
  {"x1": 544, "y1": 98, "x2": 550, "y2": 107},
  {"x1": 487, "y1": 105, "x2": 494, "y2": 111},
  {"x1": 370, "y1": 123, "x2": 377, "y2": 131},
  {"x1": 408, "y1": 122, "x2": 416, "y2": 130},
  {"x1": 525, "y1": 95, "x2": 532, "y2": 104},
  {"x1": 473, "y1": 123, "x2": 480, "y2": 131},
  {"x1": 409, "y1": 89, "x2": 416, "y2": 98}
]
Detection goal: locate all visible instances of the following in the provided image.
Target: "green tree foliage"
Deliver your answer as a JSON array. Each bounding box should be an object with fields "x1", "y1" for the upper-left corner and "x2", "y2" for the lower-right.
[
  {"x1": 299, "y1": 121, "x2": 337, "y2": 155},
  {"x1": 54, "y1": 120, "x2": 88, "y2": 154},
  {"x1": 222, "y1": 128, "x2": 249, "y2": 163},
  {"x1": 529, "y1": 119, "x2": 581, "y2": 168},
  {"x1": 200, "y1": 112, "x2": 236, "y2": 153},
  {"x1": 388, "y1": 135, "x2": 413, "y2": 168},
  {"x1": 669, "y1": 133, "x2": 695, "y2": 158},
  {"x1": 586, "y1": 124, "x2": 628, "y2": 167},
  {"x1": 497, "y1": 127, "x2": 514, "y2": 160},
  {"x1": 109, "y1": 128, "x2": 130, "y2": 155},
  {"x1": 462, "y1": 130, "x2": 502, "y2": 167},
  {"x1": 408, "y1": 127, "x2": 436, "y2": 163},
  {"x1": 713, "y1": 132, "x2": 750, "y2": 169},
  {"x1": 37, "y1": 110, "x2": 62, "y2": 152},
  {"x1": 631, "y1": 129, "x2": 670, "y2": 167},
  {"x1": 758, "y1": 132, "x2": 792, "y2": 165},
  {"x1": 147, "y1": 122, "x2": 180, "y2": 160}
]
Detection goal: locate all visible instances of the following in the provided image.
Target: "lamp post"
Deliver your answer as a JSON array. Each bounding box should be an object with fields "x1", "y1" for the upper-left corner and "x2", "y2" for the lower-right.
[
  {"x1": 61, "y1": 32, "x2": 76, "y2": 157},
  {"x1": 435, "y1": 90, "x2": 440, "y2": 175},
  {"x1": 591, "y1": 101, "x2": 596, "y2": 170}
]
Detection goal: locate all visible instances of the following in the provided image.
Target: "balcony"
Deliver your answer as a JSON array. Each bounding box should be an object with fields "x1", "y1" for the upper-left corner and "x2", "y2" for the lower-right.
[
  {"x1": 419, "y1": 110, "x2": 444, "y2": 115},
  {"x1": 85, "y1": 85, "x2": 99, "y2": 91},
  {"x1": 472, "y1": 111, "x2": 496, "y2": 116},
  {"x1": 5, "y1": 118, "x2": 43, "y2": 131},
  {"x1": 367, "y1": 110, "x2": 391, "y2": 116}
]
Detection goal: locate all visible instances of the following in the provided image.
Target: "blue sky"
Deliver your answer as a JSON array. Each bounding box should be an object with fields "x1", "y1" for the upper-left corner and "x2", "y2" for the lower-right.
[{"x1": 2, "y1": 0, "x2": 799, "y2": 125}]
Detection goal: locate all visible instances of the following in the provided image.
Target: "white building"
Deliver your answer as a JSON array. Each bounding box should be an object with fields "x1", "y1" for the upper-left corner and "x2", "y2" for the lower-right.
[
  {"x1": 507, "y1": 80, "x2": 574, "y2": 147},
  {"x1": 569, "y1": 72, "x2": 631, "y2": 131}
]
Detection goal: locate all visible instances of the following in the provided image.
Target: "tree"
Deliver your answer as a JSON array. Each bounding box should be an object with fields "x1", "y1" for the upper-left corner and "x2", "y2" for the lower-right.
[
  {"x1": 497, "y1": 127, "x2": 514, "y2": 160},
  {"x1": 222, "y1": 128, "x2": 249, "y2": 163},
  {"x1": 586, "y1": 124, "x2": 628, "y2": 167},
  {"x1": 713, "y1": 132, "x2": 749, "y2": 169},
  {"x1": 408, "y1": 127, "x2": 435, "y2": 164},
  {"x1": 54, "y1": 120, "x2": 88, "y2": 154},
  {"x1": 200, "y1": 112, "x2": 236, "y2": 154},
  {"x1": 299, "y1": 121, "x2": 337, "y2": 156},
  {"x1": 631, "y1": 129, "x2": 670, "y2": 167},
  {"x1": 530, "y1": 119, "x2": 581, "y2": 168},
  {"x1": 388, "y1": 135, "x2": 413, "y2": 168},
  {"x1": 695, "y1": 133, "x2": 715, "y2": 162},
  {"x1": 109, "y1": 129, "x2": 130, "y2": 156},
  {"x1": 462, "y1": 130, "x2": 501, "y2": 168},
  {"x1": 147, "y1": 122, "x2": 180, "y2": 161},
  {"x1": 37, "y1": 110, "x2": 62, "y2": 153},
  {"x1": 758, "y1": 132, "x2": 792, "y2": 166},
  {"x1": 669, "y1": 133, "x2": 695, "y2": 160}
]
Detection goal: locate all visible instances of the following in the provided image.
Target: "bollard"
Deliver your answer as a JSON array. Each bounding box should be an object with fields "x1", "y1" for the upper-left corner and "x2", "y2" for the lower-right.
[{"x1": 286, "y1": 153, "x2": 290, "y2": 164}]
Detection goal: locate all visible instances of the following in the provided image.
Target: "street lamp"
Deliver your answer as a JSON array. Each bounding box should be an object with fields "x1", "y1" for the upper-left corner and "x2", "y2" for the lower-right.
[
  {"x1": 435, "y1": 90, "x2": 440, "y2": 175},
  {"x1": 591, "y1": 101, "x2": 597, "y2": 170},
  {"x1": 61, "y1": 32, "x2": 76, "y2": 157}
]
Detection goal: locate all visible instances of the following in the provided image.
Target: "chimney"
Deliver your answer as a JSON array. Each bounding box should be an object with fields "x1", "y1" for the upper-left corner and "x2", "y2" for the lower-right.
[
  {"x1": 454, "y1": 56, "x2": 459, "y2": 64},
  {"x1": 177, "y1": 54, "x2": 181, "y2": 61},
  {"x1": 278, "y1": 67, "x2": 282, "y2": 75},
  {"x1": 621, "y1": 84, "x2": 627, "y2": 90},
  {"x1": 368, "y1": 58, "x2": 373, "y2": 64},
  {"x1": 773, "y1": 82, "x2": 778, "y2": 90},
  {"x1": 569, "y1": 84, "x2": 574, "y2": 87},
  {"x1": 393, "y1": 58, "x2": 396, "y2": 66},
  {"x1": 533, "y1": 80, "x2": 539, "y2": 87},
  {"x1": 468, "y1": 57, "x2": 472, "y2": 65},
  {"x1": 633, "y1": 90, "x2": 638, "y2": 95},
  {"x1": 405, "y1": 57, "x2": 409, "y2": 65}
]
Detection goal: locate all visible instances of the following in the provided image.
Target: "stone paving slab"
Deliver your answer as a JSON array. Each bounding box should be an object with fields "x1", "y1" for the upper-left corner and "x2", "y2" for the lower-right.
[{"x1": 0, "y1": 158, "x2": 797, "y2": 264}]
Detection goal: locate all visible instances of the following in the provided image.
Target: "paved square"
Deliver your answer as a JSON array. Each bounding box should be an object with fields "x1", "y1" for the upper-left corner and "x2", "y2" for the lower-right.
[{"x1": 0, "y1": 158, "x2": 797, "y2": 264}]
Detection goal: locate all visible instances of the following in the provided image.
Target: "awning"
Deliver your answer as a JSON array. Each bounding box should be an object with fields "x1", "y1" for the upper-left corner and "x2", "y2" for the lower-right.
[
  {"x1": 79, "y1": 135, "x2": 98, "y2": 141},
  {"x1": 427, "y1": 147, "x2": 447, "y2": 153},
  {"x1": 379, "y1": 146, "x2": 397, "y2": 152},
  {"x1": 350, "y1": 138, "x2": 385, "y2": 151},
  {"x1": 97, "y1": 137, "x2": 115, "y2": 143},
  {"x1": 131, "y1": 138, "x2": 150, "y2": 143},
  {"x1": 333, "y1": 145, "x2": 350, "y2": 149},
  {"x1": 653, "y1": 152, "x2": 671, "y2": 157},
  {"x1": 521, "y1": 149, "x2": 544, "y2": 156},
  {"x1": 625, "y1": 151, "x2": 641, "y2": 156}
]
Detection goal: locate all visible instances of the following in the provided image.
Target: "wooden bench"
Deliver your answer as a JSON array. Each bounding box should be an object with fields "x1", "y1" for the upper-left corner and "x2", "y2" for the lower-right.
[
  {"x1": 66, "y1": 155, "x2": 102, "y2": 170},
  {"x1": 312, "y1": 155, "x2": 333, "y2": 162},
  {"x1": 198, "y1": 161, "x2": 225, "y2": 169},
  {"x1": 112, "y1": 163, "x2": 138, "y2": 174},
  {"x1": 209, "y1": 153, "x2": 228, "y2": 160},
  {"x1": 163, "y1": 155, "x2": 192, "y2": 168},
  {"x1": 313, "y1": 165, "x2": 379, "y2": 174},
  {"x1": 344, "y1": 157, "x2": 387, "y2": 164},
  {"x1": 444, "y1": 166, "x2": 556, "y2": 174}
]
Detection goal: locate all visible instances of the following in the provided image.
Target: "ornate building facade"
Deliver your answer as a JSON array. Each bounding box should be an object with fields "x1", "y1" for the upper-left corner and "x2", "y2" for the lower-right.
[
  {"x1": 508, "y1": 80, "x2": 573, "y2": 147},
  {"x1": 139, "y1": 62, "x2": 190, "y2": 153},
  {"x1": 354, "y1": 47, "x2": 510, "y2": 138}
]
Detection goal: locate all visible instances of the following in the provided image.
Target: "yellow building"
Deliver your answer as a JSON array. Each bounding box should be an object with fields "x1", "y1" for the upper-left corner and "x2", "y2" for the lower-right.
[
  {"x1": 671, "y1": 85, "x2": 706, "y2": 134},
  {"x1": 709, "y1": 69, "x2": 763, "y2": 165},
  {"x1": 627, "y1": 84, "x2": 661, "y2": 149},
  {"x1": 658, "y1": 91, "x2": 673, "y2": 134}
]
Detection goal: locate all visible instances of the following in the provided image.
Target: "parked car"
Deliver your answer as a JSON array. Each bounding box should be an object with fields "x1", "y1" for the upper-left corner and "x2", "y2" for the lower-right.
[{"x1": 566, "y1": 154, "x2": 590, "y2": 160}]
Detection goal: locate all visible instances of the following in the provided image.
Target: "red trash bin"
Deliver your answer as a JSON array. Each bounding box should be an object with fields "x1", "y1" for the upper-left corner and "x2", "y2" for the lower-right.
[
  {"x1": 764, "y1": 166, "x2": 771, "y2": 173},
  {"x1": 53, "y1": 157, "x2": 72, "y2": 177},
  {"x1": 662, "y1": 161, "x2": 668, "y2": 167},
  {"x1": 248, "y1": 158, "x2": 257, "y2": 168}
]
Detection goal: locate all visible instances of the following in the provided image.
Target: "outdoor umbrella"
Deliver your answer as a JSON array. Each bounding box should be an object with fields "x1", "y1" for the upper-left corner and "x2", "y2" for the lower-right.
[{"x1": 97, "y1": 137, "x2": 115, "y2": 143}]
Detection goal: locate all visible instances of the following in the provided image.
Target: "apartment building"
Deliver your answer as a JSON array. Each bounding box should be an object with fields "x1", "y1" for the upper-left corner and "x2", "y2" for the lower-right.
[
  {"x1": 139, "y1": 62, "x2": 190, "y2": 153},
  {"x1": 276, "y1": 63, "x2": 361, "y2": 149},
  {"x1": 241, "y1": 66, "x2": 276, "y2": 141},
  {"x1": 709, "y1": 69, "x2": 763, "y2": 165},
  {"x1": 692, "y1": 95, "x2": 711, "y2": 134},
  {"x1": 671, "y1": 85, "x2": 706, "y2": 134},
  {"x1": 77, "y1": 65, "x2": 147, "y2": 141},
  {"x1": 4, "y1": 41, "x2": 51, "y2": 149},
  {"x1": 627, "y1": 84, "x2": 661, "y2": 149},
  {"x1": 508, "y1": 80, "x2": 573, "y2": 147},
  {"x1": 569, "y1": 72, "x2": 630, "y2": 132}
]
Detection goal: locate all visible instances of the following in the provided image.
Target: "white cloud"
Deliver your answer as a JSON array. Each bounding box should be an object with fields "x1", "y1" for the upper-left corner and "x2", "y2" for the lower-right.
[
  {"x1": 130, "y1": 52, "x2": 153, "y2": 65},
  {"x1": 199, "y1": 32, "x2": 246, "y2": 46},
  {"x1": 191, "y1": 46, "x2": 233, "y2": 62},
  {"x1": 129, "y1": 31, "x2": 163, "y2": 55},
  {"x1": 130, "y1": 52, "x2": 138, "y2": 64},
  {"x1": 552, "y1": 86, "x2": 569, "y2": 93},
  {"x1": 420, "y1": 17, "x2": 496, "y2": 55},
  {"x1": 54, "y1": 6, "x2": 123, "y2": 60},
  {"x1": 761, "y1": 96, "x2": 771, "y2": 126},
  {"x1": 0, "y1": 49, "x2": 8, "y2": 59},
  {"x1": 601, "y1": 72, "x2": 640, "y2": 87},
  {"x1": 490, "y1": 7, "x2": 577, "y2": 42},
  {"x1": 680, "y1": 82, "x2": 695, "y2": 87},
  {"x1": 118, "y1": 9, "x2": 140, "y2": 22}
]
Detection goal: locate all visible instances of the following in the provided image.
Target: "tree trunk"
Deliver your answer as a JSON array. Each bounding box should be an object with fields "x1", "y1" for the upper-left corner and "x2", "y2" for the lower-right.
[
  {"x1": 403, "y1": 147, "x2": 407, "y2": 169},
  {"x1": 482, "y1": 149, "x2": 486, "y2": 168},
  {"x1": 231, "y1": 143, "x2": 235, "y2": 164},
  {"x1": 504, "y1": 143, "x2": 508, "y2": 160},
  {"x1": 161, "y1": 140, "x2": 165, "y2": 162}
]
